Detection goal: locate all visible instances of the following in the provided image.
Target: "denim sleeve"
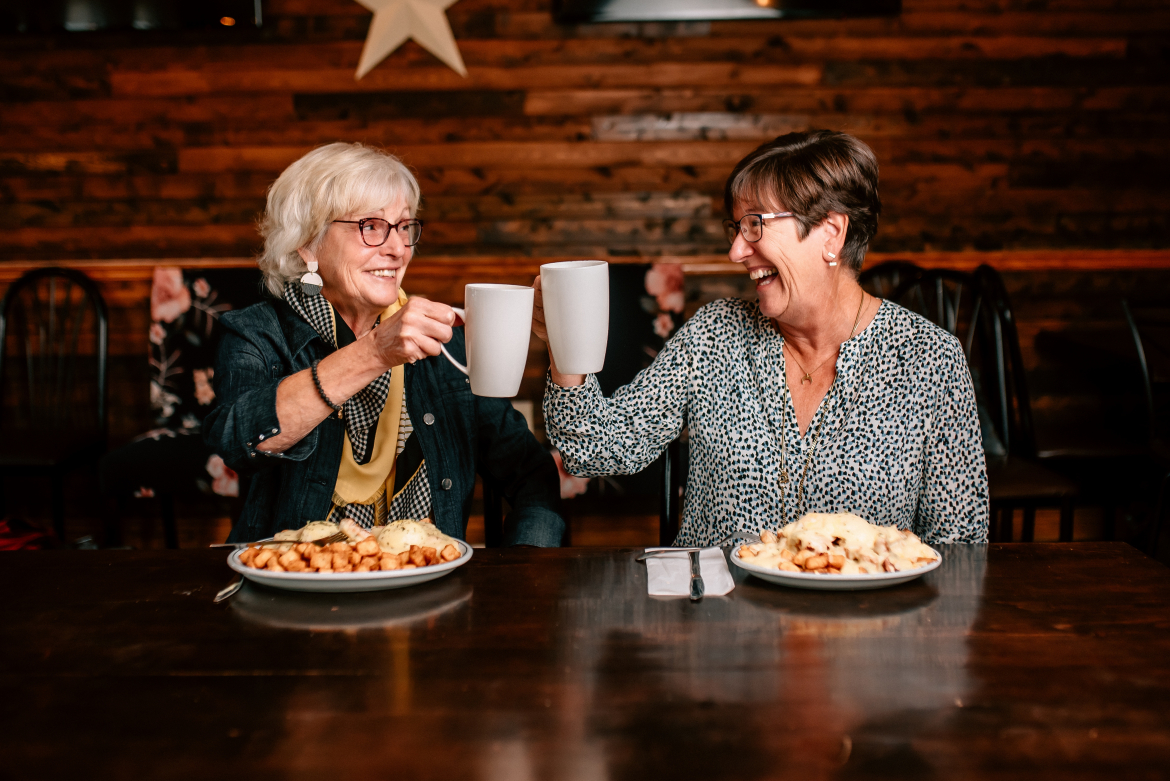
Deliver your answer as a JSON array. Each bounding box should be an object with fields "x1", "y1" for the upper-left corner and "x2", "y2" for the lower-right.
[
  {"x1": 475, "y1": 398, "x2": 565, "y2": 547},
  {"x1": 203, "y1": 330, "x2": 318, "y2": 474}
]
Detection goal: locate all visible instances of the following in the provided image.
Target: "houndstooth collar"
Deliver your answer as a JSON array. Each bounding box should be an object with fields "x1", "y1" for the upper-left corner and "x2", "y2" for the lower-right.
[{"x1": 283, "y1": 281, "x2": 390, "y2": 463}]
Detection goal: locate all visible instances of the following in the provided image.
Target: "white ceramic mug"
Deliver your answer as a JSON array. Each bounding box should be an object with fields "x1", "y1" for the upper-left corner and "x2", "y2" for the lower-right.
[
  {"x1": 540, "y1": 260, "x2": 609, "y2": 375},
  {"x1": 439, "y1": 284, "x2": 534, "y2": 397}
]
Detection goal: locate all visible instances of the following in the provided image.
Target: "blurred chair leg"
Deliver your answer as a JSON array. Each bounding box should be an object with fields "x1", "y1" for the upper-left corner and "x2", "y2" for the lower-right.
[
  {"x1": 1021, "y1": 507, "x2": 1036, "y2": 543},
  {"x1": 160, "y1": 492, "x2": 179, "y2": 550},
  {"x1": 103, "y1": 492, "x2": 125, "y2": 548},
  {"x1": 996, "y1": 506, "x2": 1014, "y2": 543},
  {"x1": 50, "y1": 471, "x2": 66, "y2": 542},
  {"x1": 1058, "y1": 499, "x2": 1075, "y2": 542}
]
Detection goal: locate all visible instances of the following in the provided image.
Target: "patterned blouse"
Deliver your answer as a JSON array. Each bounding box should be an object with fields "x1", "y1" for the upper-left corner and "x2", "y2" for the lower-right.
[{"x1": 544, "y1": 298, "x2": 989, "y2": 546}]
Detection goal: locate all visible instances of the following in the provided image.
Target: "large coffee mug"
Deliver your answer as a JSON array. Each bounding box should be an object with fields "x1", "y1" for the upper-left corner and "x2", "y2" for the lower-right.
[
  {"x1": 540, "y1": 260, "x2": 609, "y2": 375},
  {"x1": 439, "y1": 284, "x2": 534, "y2": 397}
]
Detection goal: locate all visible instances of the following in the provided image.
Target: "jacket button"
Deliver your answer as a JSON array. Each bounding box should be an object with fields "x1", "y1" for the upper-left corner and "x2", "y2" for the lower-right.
[
  {"x1": 423, "y1": 413, "x2": 435, "y2": 425},
  {"x1": 441, "y1": 478, "x2": 452, "y2": 490}
]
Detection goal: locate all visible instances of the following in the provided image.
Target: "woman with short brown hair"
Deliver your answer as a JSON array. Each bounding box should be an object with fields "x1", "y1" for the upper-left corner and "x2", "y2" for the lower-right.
[{"x1": 538, "y1": 130, "x2": 988, "y2": 546}]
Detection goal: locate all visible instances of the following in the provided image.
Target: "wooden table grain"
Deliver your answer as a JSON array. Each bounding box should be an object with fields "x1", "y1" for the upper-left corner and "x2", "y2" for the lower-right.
[{"x1": 2, "y1": 543, "x2": 1168, "y2": 780}]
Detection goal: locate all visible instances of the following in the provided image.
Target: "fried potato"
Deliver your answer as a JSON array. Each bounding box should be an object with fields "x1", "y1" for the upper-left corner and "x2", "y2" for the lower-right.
[
  {"x1": 420, "y1": 546, "x2": 438, "y2": 566},
  {"x1": 440, "y1": 544, "x2": 460, "y2": 562},
  {"x1": 285, "y1": 559, "x2": 308, "y2": 572},
  {"x1": 828, "y1": 554, "x2": 845, "y2": 569},
  {"x1": 360, "y1": 556, "x2": 380, "y2": 569},
  {"x1": 294, "y1": 542, "x2": 314, "y2": 557},
  {"x1": 238, "y1": 547, "x2": 257, "y2": 566},
  {"x1": 380, "y1": 554, "x2": 401, "y2": 570},
  {"x1": 310, "y1": 552, "x2": 332, "y2": 570},
  {"x1": 804, "y1": 554, "x2": 829, "y2": 571},
  {"x1": 408, "y1": 546, "x2": 427, "y2": 568},
  {"x1": 328, "y1": 542, "x2": 350, "y2": 554},
  {"x1": 348, "y1": 550, "x2": 362, "y2": 566},
  {"x1": 760, "y1": 529, "x2": 776, "y2": 544},
  {"x1": 253, "y1": 549, "x2": 276, "y2": 569},
  {"x1": 355, "y1": 538, "x2": 380, "y2": 557},
  {"x1": 331, "y1": 551, "x2": 350, "y2": 570},
  {"x1": 278, "y1": 550, "x2": 301, "y2": 568}
]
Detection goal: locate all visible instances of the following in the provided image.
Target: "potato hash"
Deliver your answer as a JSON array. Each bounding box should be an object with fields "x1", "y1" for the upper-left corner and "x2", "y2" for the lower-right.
[{"x1": 738, "y1": 513, "x2": 939, "y2": 575}]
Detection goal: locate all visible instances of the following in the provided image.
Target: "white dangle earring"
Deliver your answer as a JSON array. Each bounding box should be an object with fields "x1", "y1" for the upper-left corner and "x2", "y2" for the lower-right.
[
  {"x1": 826, "y1": 251, "x2": 838, "y2": 267},
  {"x1": 300, "y1": 259, "x2": 323, "y2": 296}
]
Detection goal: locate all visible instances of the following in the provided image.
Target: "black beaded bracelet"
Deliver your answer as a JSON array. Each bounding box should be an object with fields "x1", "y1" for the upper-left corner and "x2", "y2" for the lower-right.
[{"x1": 311, "y1": 359, "x2": 343, "y2": 415}]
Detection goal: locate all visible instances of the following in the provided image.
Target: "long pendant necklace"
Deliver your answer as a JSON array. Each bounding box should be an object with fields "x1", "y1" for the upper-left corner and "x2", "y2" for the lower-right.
[{"x1": 769, "y1": 291, "x2": 870, "y2": 521}]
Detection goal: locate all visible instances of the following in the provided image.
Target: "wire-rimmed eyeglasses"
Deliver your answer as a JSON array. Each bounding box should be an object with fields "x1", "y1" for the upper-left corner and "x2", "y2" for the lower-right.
[
  {"x1": 722, "y1": 212, "x2": 796, "y2": 244},
  {"x1": 333, "y1": 217, "x2": 424, "y2": 247}
]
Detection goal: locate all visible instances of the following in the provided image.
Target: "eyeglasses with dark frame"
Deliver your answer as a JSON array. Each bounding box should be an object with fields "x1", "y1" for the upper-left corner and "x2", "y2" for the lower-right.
[
  {"x1": 722, "y1": 212, "x2": 796, "y2": 245},
  {"x1": 333, "y1": 217, "x2": 424, "y2": 247}
]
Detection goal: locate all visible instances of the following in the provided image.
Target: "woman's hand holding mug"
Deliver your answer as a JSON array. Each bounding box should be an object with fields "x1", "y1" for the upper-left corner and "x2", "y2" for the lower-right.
[{"x1": 374, "y1": 297, "x2": 456, "y2": 367}]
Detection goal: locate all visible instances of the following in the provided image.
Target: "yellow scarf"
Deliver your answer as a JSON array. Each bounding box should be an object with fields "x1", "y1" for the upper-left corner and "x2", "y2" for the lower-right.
[{"x1": 331, "y1": 289, "x2": 409, "y2": 512}]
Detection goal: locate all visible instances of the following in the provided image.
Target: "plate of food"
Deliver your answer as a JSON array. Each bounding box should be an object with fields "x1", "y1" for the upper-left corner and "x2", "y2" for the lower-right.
[
  {"x1": 729, "y1": 513, "x2": 941, "y2": 591},
  {"x1": 228, "y1": 518, "x2": 473, "y2": 593}
]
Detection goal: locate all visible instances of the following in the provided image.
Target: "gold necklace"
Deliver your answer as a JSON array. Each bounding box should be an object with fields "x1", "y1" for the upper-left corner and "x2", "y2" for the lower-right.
[
  {"x1": 782, "y1": 290, "x2": 867, "y2": 384},
  {"x1": 768, "y1": 290, "x2": 868, "y2": 521}
]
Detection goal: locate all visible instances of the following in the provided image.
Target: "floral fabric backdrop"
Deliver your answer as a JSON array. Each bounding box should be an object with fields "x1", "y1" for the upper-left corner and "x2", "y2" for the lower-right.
[{"x1": 135, "y1": 267, "x2": 265, "y2": 498}]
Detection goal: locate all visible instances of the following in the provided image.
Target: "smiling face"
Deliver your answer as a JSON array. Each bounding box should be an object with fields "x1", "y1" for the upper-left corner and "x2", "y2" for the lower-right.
[
  {"x1": 300, "y1": 198, "x2": 413, "y2": 322},
  {"x1": 728, "y1": 200, "x2": 830, "y2": 321}
]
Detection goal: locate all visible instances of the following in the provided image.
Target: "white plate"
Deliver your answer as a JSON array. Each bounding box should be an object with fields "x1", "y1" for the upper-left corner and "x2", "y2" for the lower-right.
[
  {"x1": 228, "y1": 540, "x2": 473, "y2": 593},
  {"x1": 729, "y1": 546, "x2": 942, "y2": 591}
]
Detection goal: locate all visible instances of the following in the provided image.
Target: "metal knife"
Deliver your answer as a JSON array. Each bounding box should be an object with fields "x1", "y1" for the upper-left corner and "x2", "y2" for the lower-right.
[{"x1": 688, "y1": 549, "x2": 705, "y2": 602}]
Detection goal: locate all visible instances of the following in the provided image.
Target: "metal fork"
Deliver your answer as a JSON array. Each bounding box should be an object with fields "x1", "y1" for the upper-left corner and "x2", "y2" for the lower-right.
[
  {"x1": 210, "y1": 531, "x2": 351, "y2": 549},
  {"x1": 714, "y1": 531, "x2": 762, "y2": 548}
]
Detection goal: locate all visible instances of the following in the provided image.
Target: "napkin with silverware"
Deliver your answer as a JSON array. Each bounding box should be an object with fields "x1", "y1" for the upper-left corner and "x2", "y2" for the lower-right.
[{"x1": 645, "y1": 548, "x2": 735, "y2": 597}]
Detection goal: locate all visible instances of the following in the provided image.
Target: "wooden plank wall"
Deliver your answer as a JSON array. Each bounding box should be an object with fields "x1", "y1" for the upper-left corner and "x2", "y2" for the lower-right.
[{"x1": 1, "y1": 0, "x2": 1168, "y2": 262}]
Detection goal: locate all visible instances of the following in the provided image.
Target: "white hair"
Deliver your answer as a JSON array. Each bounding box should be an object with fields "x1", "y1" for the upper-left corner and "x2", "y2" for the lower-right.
[{"x1": 257, "y1": 142, "x2": 421, "y2": 296}]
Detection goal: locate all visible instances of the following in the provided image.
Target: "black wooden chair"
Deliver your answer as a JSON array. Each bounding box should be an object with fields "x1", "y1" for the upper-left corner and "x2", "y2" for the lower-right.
[
  {"x1": 893, "y1": 265, "x2": 1077, "y2": 541},
  {"x1": 858, "y1": 260, "x2": 923, "y2": 299},
  {"x1": 1121, "y1": 300, "x2": 1170, "y2": 553},
  {"x1": 0, "y1": 267, "x2": 109, "y2": 541}
]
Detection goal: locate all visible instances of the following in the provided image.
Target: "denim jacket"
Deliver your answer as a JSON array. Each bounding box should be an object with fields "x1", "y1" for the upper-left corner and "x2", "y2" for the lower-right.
[{"x1": 204, "y1": 298, "x2": 564, "y2": 545}]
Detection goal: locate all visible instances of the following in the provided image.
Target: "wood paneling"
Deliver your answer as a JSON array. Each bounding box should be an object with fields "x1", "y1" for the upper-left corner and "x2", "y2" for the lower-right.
[{"x1": 1, "y1": 0, "x2": 1166, "y2": 263}]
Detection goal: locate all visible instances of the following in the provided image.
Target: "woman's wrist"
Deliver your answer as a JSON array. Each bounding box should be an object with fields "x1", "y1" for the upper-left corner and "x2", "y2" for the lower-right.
[{"x1": 548, "y1": 352, "x2": 586, "y2": 388}]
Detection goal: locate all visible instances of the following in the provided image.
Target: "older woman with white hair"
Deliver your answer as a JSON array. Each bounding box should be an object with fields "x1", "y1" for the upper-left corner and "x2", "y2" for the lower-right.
[
  {"x1": 204, "y1": 142, "x2": 564, "y2": 545},
  {"x1": 538, "y1": 130, "x2": 988, "y2": 546}
]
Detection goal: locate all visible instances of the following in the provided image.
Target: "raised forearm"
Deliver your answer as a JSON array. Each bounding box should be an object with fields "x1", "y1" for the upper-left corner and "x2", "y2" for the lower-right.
[{"x1": 258, "y1": 338, "x2": 386, "y2": 453}]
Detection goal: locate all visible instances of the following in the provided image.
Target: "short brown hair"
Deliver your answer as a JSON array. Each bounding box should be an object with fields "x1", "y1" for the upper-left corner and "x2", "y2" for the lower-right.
[{"x1": 724, "y1": 130, "x2": 880, "y2": 272}]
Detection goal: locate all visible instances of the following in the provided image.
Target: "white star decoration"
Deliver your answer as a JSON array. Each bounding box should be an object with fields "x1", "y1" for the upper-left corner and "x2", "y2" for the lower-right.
[{"x1": 354, "y1": 0, "x2": 467, "y2": 80}]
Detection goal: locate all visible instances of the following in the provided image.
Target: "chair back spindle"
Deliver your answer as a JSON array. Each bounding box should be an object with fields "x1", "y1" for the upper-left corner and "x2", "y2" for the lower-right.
[{"x1": 0, "y1": 268, "x2": 108, "y2": 445}]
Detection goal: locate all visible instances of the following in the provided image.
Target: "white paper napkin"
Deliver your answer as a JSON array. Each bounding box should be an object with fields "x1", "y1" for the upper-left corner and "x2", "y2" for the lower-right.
[{"x1": 645, "y1": 548, "x2": 735, "y2": 597}]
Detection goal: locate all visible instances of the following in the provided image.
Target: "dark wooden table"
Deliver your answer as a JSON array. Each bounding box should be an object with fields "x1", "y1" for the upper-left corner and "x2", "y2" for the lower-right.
[{"x1": 3, "y1": 544, "x2": 1169, "y2": 780}]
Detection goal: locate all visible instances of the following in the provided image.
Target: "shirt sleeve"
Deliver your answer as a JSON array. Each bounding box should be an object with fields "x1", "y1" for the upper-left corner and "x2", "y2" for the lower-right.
[
  {"x1": 474, "y1": 397, "x2": 564, "y2": 547},
  {"x1": 202, "y1": 329, "x2": 317, "y2": 473},
  {"x1": 914, "y1": 338, "x2": 991, "y2": 543},
  {"x1": 543, "y1": 319, "x2": 693, "y2": 477}
]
